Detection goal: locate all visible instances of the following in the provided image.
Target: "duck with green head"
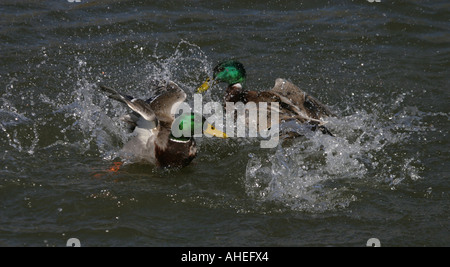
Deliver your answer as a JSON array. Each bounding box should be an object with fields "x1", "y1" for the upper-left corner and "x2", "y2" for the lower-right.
[
  {"x1": 100, "y1": 81, "x2": 226, "y2": 168},
  {"x1": 197, "y1": 60, "x2": 334, "y2": 135}
]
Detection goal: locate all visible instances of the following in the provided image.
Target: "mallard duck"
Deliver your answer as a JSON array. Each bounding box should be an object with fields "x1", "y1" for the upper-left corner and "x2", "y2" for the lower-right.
[
  {"x1": 197, "y1": 60, "x2": 334, "y2": 135},
  {"x1": 99, "y1": 81, "x2": 226, "y2": 168}
]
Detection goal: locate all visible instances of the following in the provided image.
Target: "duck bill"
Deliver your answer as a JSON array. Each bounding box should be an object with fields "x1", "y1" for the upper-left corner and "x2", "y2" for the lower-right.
[
  {"x1": 196, "y1": 78, "x2": 216, "y2": 93},
  {"x1": 204, "y1": 123, "x2": 227, "y2": 138}
]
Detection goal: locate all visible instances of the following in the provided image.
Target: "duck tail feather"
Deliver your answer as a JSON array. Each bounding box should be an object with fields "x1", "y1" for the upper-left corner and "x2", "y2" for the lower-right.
[{"x1": 314, "y1": 125, "x2": 334, "y2": 136}]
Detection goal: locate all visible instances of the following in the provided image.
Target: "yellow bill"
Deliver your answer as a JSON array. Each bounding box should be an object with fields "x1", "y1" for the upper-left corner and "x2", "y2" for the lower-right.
[
  {"x1": 196, "y1": 78, "x2": 216, "y2": 93},
  {"x1": 204, "y1": 123, "x2": 227, "y2": 138}
]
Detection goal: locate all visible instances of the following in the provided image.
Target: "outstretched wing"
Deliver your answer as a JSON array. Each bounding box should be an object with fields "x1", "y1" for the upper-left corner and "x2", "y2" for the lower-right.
[
  {"x1": 99, "y1": 84, "x2": 156, "y2": 122},
  {"x1": 271, "y1": 78, "x2": 334, "y2": 118},
  {"x1": 271, "y1": 78, "x2": 307, "y2": 107},
  {"x1": 149, "y1": 81, "x2": 187, "y2": 123}
]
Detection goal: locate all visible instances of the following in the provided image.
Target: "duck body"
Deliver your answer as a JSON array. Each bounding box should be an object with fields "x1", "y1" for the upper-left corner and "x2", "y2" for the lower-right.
[
  {"x1": 225, "y1": 78, "x2": 333, "y2": 120},
  {"x1": 100, "y1": 81, "x2": 197, "y2": 168},
  {"x1": 121, "y1": 117, "x2": 197, "y2": 168},
  {"x1": 199, "y1": 60, "x2": 334, "y2": 135},
  {"x1": 152, "y1": 120, "x2": 197, "y2": 168}
]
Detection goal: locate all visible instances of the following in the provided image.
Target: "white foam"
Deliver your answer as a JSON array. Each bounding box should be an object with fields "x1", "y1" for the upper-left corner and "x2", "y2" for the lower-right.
[{"x1": 243, "y1": 105, "x2": 428, "y2": 212}]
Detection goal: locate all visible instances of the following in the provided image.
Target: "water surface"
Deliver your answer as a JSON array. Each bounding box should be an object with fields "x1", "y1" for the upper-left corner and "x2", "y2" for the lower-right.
[{"x1": 0, "y1": 0, "x2": 449, "y2": 246}]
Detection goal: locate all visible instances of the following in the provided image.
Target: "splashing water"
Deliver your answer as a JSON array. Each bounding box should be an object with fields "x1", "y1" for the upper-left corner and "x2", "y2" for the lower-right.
[
  {"x1": 244, "y1": 104, "x2": 427, "y2": 212},
  {"x1": 0, "y1": 41, "x2": 435, "y2": 215},
  {"x1": 58, "y1": 41, "x2": 212, "y2": 161}
]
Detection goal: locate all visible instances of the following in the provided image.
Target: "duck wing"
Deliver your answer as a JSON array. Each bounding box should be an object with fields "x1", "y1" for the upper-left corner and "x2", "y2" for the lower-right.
[
  {"x1": 271, "y1": 78, "x2": 334, "y2": 118},
  {"x1": 99, "y1": 81, "x2": 187, "y2": 125},
  {"x1": 149, "y1": 81, "x2": 187, "y2": 124},
  {"x1": 149, "y1": 81, "x2": 191, "y2": 157},
  {"x1": 99, "y1": 84, "x2": 156, "y2": 122},
  {"x1": 271, "y1": 78, "x2": 307, "y2": 107}
]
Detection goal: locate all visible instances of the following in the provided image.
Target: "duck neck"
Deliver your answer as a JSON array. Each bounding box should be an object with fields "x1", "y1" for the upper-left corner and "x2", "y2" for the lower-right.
[{"x1": 225, "y1": 83, "x2": 245, "y2": 103}]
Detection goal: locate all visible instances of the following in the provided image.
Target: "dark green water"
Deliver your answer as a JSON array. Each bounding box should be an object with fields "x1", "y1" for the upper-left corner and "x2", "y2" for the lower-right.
[{"x1": 0, "y1": 0, "x2": 449, "y2": 246}]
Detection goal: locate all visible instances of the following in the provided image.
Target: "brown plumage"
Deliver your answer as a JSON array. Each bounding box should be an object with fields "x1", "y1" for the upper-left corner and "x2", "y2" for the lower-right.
[
  {"x1": 224, "y1": 78, "x2": 334, "y2": 135},
  {"x1": 153, "y1": 121, "x2": 197, "y2": 168},
  {"x1": 100, "y1": 81, "x2": 197, "y2": 168}
]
